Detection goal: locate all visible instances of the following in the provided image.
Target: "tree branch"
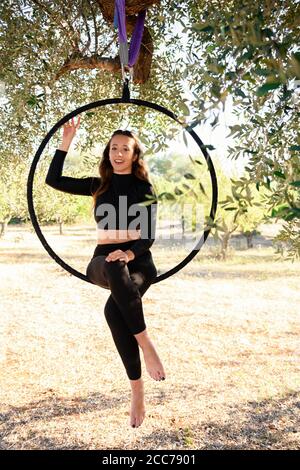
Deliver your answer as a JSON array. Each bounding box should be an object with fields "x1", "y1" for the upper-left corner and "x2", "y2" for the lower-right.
[
  {"x1": 80, "y1": 0, "x2": 92, "y2": 55},
  {"x1": 53, "y1": 53, "x2": 121, "y2": 81},
  {"x1": 30, "y1": 0, "x2": 80, "y2": 52},
  {"x1": 86, "y1": 0, "x2": 99, "y2": 54}
]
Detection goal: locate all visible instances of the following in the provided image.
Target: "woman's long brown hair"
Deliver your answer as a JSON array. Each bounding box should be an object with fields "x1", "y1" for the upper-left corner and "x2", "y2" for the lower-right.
[{"x1": 91, "y1": 129, "x2": 151, "y2": 208}]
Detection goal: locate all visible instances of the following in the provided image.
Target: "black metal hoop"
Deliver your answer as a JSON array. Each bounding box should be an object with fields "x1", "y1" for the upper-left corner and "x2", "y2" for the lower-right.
[{"x1": 27, "y1": 86, "x2": 218, "y2": 284}]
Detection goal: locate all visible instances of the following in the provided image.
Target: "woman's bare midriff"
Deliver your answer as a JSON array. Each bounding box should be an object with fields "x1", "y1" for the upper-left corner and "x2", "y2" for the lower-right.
[{"x1": 97, "y1": 229, "x2": 141, "y2": 245}]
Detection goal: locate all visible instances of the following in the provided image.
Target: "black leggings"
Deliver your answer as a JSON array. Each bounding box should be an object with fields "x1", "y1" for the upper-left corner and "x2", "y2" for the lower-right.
[{"x1": 86, "y1": 240, "x2": 157, "y2": 380}]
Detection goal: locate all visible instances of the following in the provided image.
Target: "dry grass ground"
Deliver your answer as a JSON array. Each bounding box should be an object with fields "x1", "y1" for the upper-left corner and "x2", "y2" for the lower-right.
[{"x1": 0, "y1": 223, "x2": 299, "y2": 450}]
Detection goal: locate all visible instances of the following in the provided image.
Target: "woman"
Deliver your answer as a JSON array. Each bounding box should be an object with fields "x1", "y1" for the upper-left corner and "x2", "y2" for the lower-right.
[{"x1": 45, "y1": 117, "x2": 166, "y2": 429}]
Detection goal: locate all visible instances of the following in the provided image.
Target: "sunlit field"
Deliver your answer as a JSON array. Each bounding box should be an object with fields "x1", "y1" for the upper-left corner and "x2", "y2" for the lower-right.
[{"x1": 0, "y1": 223, "x2": 299, "y2": 450}]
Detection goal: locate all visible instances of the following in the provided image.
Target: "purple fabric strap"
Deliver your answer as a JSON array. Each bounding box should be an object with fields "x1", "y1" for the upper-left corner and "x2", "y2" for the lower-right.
[{"x1": 114, "y1": 0, "x2": 146, "y2": 67}]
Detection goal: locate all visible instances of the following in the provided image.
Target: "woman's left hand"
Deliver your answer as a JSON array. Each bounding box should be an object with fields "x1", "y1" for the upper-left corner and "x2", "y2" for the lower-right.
[{"x1": 105, "y1": 250, "x2": 129, "y2": 263}]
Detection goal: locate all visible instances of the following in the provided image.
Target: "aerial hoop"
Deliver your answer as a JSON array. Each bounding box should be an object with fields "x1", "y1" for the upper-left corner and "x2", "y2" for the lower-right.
[{"x1": 27, "y1": 83, "x2": 218, "y2": 284}]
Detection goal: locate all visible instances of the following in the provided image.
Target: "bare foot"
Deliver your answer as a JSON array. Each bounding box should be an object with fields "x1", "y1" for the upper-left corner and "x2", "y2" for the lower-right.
[
  {"x1": 142, "y1": 340, "x2": 166, "y2": 382},
  {"x1": 130, "y1": 379, "x2": 146, "y2": 428}
]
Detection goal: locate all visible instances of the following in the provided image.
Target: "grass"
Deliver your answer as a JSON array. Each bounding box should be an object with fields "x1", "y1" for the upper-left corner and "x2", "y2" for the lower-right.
[{"x1": 0, "y1": 223, "x2": 299, "y2": 450}]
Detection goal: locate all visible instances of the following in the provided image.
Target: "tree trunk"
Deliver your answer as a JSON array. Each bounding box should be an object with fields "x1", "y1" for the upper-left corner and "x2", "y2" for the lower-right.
[
  {"x1": 220, "y1": 232, "x2": 230, "y2": 260},
  {"x1": 246, "y1": 232, "x2": 254, "y2": 248},
  {"x1": 55, "y1": 0, "x2": 161, "y2": 84},
  {"x1": 181, "y1": 213, "x2": 185, "y2": 236},
  {"x1": 0, "y1": 221, "x2": 8, "y2": 237}
]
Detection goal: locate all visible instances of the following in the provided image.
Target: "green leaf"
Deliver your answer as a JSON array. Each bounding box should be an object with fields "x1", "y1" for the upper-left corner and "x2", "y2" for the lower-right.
[
  {"x1": 283, "y1": 208, "x2": 300, "y2": 221},
  {"x1": 246, "y1": 185, "x2": 252, "y2": 201},
  {"x1": 262, "y1": 28, "x2": 274, "y2": 38},
  {"x1": 291, "y1": 207, "x2": 300, "y2": 217},
  {"x1": 233, "y1": 211, "x2": 239, "y2": 224},
  {"x1": 256, "y1": 81, "x2": 282, "y2": 96},
  {"x1": 244, "y1": 149, "x2": 259, "y2": 155},
  {"x1": 211, "y1": 84, "x2": 221, "y2": 98},
  {"x1": 160, "y1": 192, "x2": 176, "y2": 201},
  {"x1": 225, "y1": 71, "x2": 236, "y2": 80},
  {"x1": 199, "y1": 182, "x2": 206, "y2": 195},
  {"x1": 192, "y1": 22, "x2": 214, "y2": 33},
  {"x1": 178, "y1": 101, "x2": 190, "y2": 116},
  {"x1": 184, "y1": 173, "x2": 196, "y2": 179},
  {"x1": 290, "y1": 181, "x2": 300, "y2": 187},
  {"x1": 254, "y1": 67, "x2": 271, "y2": 77},
  {"x1": 265, "y1": 158, "x2": 274, "y2": 167},
  {"x1": 207, "y1": 44, "x2": 217, "y2": 53},
  {"x1": 226, "y1": 125, "x2": 243, "y2": 138},
  {"x1": 235, "y1": 88, "x2": 247, "y2": 98},
  {"x1": 273, "y1": 170, "x2": 286, "y2": 179},
  {"x1": 251, "y1": 116, "x2": 264, "y2": 126},
  {"x1": 271, "y1": 204, "x2": 289, "y2": 217},
  {"x1": 237, "y1": 49, "x2": 254, "y2": 64},
  {"x1": 174, "y1": 187, "x2": 183, "y2": 195},
  {"x1": 289, "y1": 145, "x2": 300, "y2": 151},
  {"x1": 231, "y1": 186, "x2": 241, "y2": 200}
]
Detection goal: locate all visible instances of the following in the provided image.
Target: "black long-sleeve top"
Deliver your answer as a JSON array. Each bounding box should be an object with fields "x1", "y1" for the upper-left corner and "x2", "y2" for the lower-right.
[{"x1": 45, "y1": 149, "x2": 157, "y2": 258}]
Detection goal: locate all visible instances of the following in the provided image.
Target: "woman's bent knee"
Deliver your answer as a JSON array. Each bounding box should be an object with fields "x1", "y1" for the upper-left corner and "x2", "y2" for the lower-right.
[
  {"x1": 104, "y1": 259, "x2": 126, "y2": 269},
  {"x1": 86, "y1": 256, "x2": 109, "y2": 288}
]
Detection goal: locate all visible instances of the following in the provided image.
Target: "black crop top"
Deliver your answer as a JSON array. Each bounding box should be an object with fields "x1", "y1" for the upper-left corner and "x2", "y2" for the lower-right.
[{"x1": 45, "y1": 149, "x2": 157, "y2": 258}]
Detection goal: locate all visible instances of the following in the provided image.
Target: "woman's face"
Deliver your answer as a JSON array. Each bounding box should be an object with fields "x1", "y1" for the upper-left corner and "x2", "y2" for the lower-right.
[{"x1": 109, "y1": 135, "x2": 137, "y2": 174}]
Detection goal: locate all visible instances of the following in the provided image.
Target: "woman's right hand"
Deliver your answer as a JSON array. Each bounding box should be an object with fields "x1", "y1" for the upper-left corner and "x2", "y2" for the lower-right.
[{"x1": 62, "y1": 116, "x2": 81, "y2": 144}]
